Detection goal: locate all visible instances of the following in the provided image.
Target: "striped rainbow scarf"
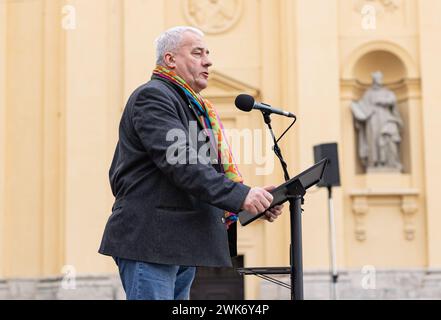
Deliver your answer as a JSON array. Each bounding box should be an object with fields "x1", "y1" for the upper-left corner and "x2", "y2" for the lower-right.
[{"x1": 153, "y1": 65, "x2": 243, "y2": 227}]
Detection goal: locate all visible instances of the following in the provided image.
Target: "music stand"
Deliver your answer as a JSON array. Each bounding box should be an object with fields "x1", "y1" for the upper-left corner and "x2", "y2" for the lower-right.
[{"x1": 237, "y1": 158, "x2": 328, "y2": 300}]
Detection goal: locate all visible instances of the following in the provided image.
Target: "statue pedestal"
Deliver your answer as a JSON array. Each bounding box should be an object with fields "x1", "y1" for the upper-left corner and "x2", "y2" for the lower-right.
[
  {"x1": 349, "y1": 187, "x2": 419, "y2": 243},
  {"x1": 349, "y1": 169, "x2": 420, "y2": 245},
  {"x1": 356, "y1": 171, "x2": 410, "y2": 190},
  {"x1": 350, "y1": 172, "x2": 419, "y2": 247},
  {"x1": 366, "y1": 167, "x2": 402, "y2": 174}
]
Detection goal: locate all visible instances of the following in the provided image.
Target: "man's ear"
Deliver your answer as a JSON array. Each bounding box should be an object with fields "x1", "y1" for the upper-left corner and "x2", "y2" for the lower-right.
[{"x1": 164, "y1": 52, "x2": 176, "y2": 69}]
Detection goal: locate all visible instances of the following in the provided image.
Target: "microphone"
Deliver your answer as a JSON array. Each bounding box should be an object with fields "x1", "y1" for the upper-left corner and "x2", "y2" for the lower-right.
[{"x1": 235, "y1": 94, "x2": 296, "y2": 118}]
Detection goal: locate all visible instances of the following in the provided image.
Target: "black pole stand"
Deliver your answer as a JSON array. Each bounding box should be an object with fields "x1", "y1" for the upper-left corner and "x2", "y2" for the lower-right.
[
  {"x1": 287, "y1": 181, "x2": 306, "y2": 300},
  {"x1": 327, "y1": 186, "x2": 338, "y2": 300},
  {"x1": 262, "y1": 112, "x2": 304, "y2": 300}
]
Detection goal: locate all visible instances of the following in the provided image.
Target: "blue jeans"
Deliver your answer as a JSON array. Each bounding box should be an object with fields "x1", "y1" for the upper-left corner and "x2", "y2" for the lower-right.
[{"x1": 114, "y1": 257, "x2": 196, "y2": 300}]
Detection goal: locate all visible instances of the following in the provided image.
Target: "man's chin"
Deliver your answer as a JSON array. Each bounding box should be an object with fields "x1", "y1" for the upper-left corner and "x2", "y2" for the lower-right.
[{"x1": 195, "y1": 81, "x2": 208, "y2": 93}]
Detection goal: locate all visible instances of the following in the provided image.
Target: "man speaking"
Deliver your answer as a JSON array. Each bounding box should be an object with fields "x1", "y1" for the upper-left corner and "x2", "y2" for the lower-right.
[{"x1": 99, "y1": 26, "x2": 283, "y2": 300}]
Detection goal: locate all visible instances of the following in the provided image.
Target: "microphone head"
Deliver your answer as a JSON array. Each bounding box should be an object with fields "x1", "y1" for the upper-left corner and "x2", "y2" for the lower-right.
[{"x1": 235, "y1": 94, "x2": 255, "y2": 112}]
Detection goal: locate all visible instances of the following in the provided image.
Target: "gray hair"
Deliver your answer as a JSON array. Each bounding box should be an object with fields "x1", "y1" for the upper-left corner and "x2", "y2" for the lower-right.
[{"x1": 155, "y1": 26, "x2": 204, "y2": 65}]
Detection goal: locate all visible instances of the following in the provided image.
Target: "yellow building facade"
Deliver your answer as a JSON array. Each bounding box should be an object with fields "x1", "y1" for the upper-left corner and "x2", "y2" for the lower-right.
[{"x1": 0, "y1": 0, "x2": 440, "y2": 299}]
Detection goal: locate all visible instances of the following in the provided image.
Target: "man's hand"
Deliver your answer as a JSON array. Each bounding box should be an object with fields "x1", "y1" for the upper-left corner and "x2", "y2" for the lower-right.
[
  {"x1": 261, "y1": 185, "x2": 284, "y2": 222},
  {"x1": 263, "y1": 205, "x2": 284, "y2": 222},
  {"x1": 241, "y1": 187, "x2": 273, "y2": 215}
]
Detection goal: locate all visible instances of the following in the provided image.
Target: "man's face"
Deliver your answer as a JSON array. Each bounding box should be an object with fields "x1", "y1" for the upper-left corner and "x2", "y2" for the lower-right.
[{"x1": 172, "y1": 32, "x2": 212, "y2": 93}]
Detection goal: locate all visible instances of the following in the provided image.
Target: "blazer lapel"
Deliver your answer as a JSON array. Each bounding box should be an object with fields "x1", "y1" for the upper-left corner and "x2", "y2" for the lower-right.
[
  {"x1": 152, "y1": 75, "x2": 223, "y2": 170},
  {"x1": 152, "y1": 74, "x2": 205, "y2": 131}
]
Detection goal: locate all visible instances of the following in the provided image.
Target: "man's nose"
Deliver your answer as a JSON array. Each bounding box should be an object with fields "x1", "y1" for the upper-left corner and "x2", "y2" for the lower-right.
[{"x1": 203, "y1": 56, "x2": 213, "y2": 68}]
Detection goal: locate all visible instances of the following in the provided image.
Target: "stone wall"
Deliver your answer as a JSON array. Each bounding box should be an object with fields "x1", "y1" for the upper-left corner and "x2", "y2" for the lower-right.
[
  {"x1": 1, "y1": 269, "x2": 440, "y2": 300},
  {"x1": 0, "y1": 275, "x2": 125, "y2": 300},
  {"x1": 261, "y1": 269, "x2": 441, "y2": 300}
]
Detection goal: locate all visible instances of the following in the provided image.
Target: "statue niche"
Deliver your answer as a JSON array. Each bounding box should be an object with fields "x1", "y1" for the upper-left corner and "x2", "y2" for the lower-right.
[{"x1": 351, "y1": 71, "x2": 403, "y2": 173}]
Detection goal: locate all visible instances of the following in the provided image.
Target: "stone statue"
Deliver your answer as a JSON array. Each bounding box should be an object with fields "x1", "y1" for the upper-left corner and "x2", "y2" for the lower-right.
[{"x1": 351, "y1": 71, "x2": 403, "y2": 172}]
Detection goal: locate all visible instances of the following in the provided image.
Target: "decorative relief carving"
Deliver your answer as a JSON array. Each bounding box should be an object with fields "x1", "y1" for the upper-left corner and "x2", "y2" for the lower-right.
[
  {"x1": 401, "y1": 195, "x2": 418, "y2": 241},
  {"x1": 354, "y1": 0, "x2": 400, "y2": 14},
  {"x1": 203, "y1": 69, "x2": 259, "y2": 103},
  {"x1": 350, "y1": 190, "x2": 419, "y2": 242},
  {"x1": 183, "y1": 0, "x2": 243, "y2": 34},
  {"x1": 352, "y1": 196, "x2": 369, "y2": 241},
  {"x1": 379, "y1": 0, "x2": 400, "y2": 11}
]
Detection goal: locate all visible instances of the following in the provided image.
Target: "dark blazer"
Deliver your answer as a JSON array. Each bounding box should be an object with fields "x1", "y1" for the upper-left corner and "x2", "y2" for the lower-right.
[{"x1": 98, "y1": 76, "x2": 250, "y2": 267}]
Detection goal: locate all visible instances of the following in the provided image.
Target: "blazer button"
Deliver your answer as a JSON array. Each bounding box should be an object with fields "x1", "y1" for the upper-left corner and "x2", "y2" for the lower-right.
[{"x1": 221, "y1": 217, "x2": 226, "y2": 223}]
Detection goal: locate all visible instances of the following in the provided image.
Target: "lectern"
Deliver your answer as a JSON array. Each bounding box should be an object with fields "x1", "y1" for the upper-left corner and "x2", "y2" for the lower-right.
[{"x1": 237, "y1": 158, "x2": 328, "y2": 300}]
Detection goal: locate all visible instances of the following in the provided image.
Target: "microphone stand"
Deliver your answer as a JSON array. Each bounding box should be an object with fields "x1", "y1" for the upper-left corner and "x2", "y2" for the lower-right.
[{"x1": 261, "y1": 111, "x2": 304, "y2": 300}]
